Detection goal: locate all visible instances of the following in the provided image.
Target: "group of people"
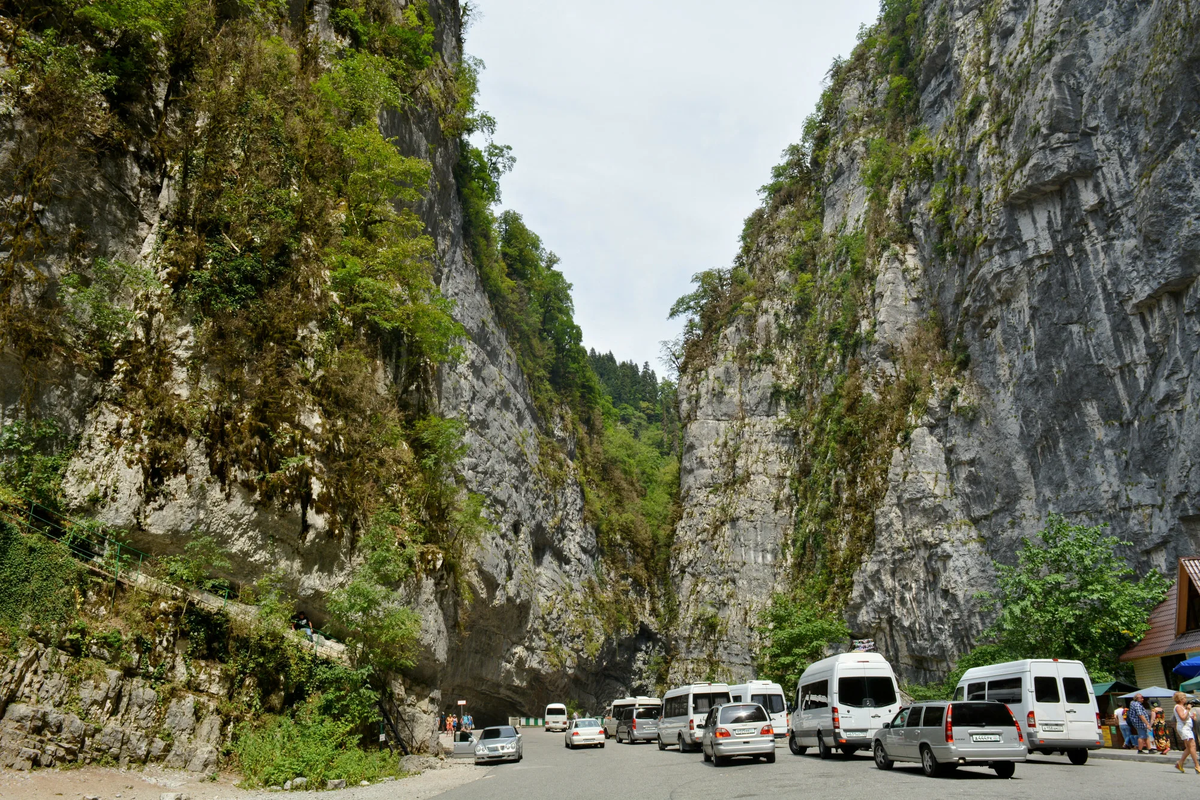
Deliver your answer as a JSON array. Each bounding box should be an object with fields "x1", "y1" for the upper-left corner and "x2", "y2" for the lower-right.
[
  {"x1": 1116, "y1": 692, "x2": 1199, "y2": 772},
  {"x1": 441, "y1": 711, "x2": 473, "y2": 734}
]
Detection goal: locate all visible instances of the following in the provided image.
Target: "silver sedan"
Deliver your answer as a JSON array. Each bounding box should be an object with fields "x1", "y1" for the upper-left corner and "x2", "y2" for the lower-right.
[
  {"x1": 474, "y1": 726, "x2": 524, "y2": 764},
  {"x1": 565, "y1": 718, "x2": 606, "y2": 748},
  {"x1": 700, "y1": 703, "x2": 777, "y2": 766}
]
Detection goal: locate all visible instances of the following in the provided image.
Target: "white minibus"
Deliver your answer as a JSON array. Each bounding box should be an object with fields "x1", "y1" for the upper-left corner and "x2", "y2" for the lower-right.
[
  {"x1": 954, "y1": 658, "x2": 1102, "y2": 764},
  {"x1": 544, "y1": 703, "x2": 569, "y2": 732},
  {"x1": 602, "y1": 695, "x2": 661, "y2": 738},
  {"x1": 729, "y1": 680, "x2": 788, "y2": 739},
  {"x1": 787, "y1": 653, "x2": 901, "y2": 758},
  {"x1": 658, "y1": 683, "x2": 731, "y2": 752}
]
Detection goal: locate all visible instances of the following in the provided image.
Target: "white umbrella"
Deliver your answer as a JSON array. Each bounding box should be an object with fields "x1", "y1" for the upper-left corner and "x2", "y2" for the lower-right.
[{"x1": 1120, "y1": 686, "x2": 1184, "y2": 699}]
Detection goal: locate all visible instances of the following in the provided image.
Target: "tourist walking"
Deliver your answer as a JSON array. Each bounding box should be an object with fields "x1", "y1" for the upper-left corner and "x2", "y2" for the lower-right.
[
  {"x1": 1116, "y1": 704, "x2": 1134, "y2": 748},
  {"x1": 1175, "y1": 692, "x2": 1199, "y2": 773},
  {"x1": 1130, "y1": 694, "x2": 1153, "y2": 754}
]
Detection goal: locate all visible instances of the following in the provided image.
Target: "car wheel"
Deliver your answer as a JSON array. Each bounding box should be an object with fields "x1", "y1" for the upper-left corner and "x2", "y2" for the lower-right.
[
  {"x1": 658, "y1": 735, "x2": 667, "y2": 751},
  {"x1": 788, "y1": 734, "x2": 807, "y2": 756},
  {"x1": 993, "y1": 761, "x2": 1016, "y2": 778},
  {"x1": 817, "y1": 732, "x2": 832, "y2": 759},
  {"x1": 1067, "y1": 749, "x2": 1088, "y2": 765},
  {"x1": 874, "y1": 741, "x2": 894, "y2": 770},
  {"x1": 600, "y1": 742, "x2": 605, "y2": 748},
  {"x1": 765, "y1": 750, "x2": 776, "y2": 764},
  {"x1": 920, "y1": 745, "x2": 942, "y2": 777},
  {"x1": 714, "y1": 755, "x2": 729, "y2": 767},
  {"x1": 703, "y1": 747, "x2": 712, "y2": 763}
]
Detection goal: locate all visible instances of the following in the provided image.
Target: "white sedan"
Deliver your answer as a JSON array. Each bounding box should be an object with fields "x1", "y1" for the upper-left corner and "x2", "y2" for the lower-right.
[{"x1": 565, "y1": 718, "x2": 606, "y2": 749}]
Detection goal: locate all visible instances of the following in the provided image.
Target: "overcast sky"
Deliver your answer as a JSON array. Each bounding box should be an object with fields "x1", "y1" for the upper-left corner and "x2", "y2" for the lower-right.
[{"x1": 464, "y1": 0, "x2": 881, "y2": 373}]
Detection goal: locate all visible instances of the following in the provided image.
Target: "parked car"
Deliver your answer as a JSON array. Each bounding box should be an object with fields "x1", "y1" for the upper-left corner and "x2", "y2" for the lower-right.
[
  {"x1": 545, "y1": 703, "x2": 569, "y2": 732},
  {"x1": 474, "y1": 726, "x2": 523, "y2": 764},
  {"x1": 788, "y1": 653, "x2": 901, "y2": 758},
  {"x1": 659, "y1": 683, "x2": 732, "y2": 752},
  {"x1": 872, "y1": 701, "x2": 1027, "y2": 778},
  {"x1": 729, "y1": 680, "x2": 789, "y2": 739},
  {"x1": 616, "y1": 706, "x2": 661, "y2": 743},
  {"x1": 451, "y1": 730, "x2": 476, "y2": 758},
  {"x1": 565, "y1": 718, "x2": 606, "y2": 749},
  {"x1": 953, "y1": 659, "x2": 1102, "y2": 764},
  {"x1": 603, "y1": 695, "x2": 661, "y2": 738},
  {"x1": 699, "y1": 703, "x2": 777, "y2": 766}
]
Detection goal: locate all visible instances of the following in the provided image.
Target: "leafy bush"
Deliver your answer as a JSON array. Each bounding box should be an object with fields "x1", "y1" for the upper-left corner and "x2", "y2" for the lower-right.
[
  {"x1": 0, "y1": 524, "x2": 86, "y2": 639},
  {"x1": 754, "y1": 594, "x2": 850, "y2": 689},
  {"x1": 232, "y1": 697, "x2": 400, "y2": 788},
  {"x1": 161, "y1": 534, "x2": 233, "y2": 593}
]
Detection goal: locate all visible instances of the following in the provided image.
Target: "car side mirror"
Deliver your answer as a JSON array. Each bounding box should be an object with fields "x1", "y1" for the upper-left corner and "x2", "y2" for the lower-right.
[{"x1": 881, "y1": 722, "x2": 891, "y2": 729}]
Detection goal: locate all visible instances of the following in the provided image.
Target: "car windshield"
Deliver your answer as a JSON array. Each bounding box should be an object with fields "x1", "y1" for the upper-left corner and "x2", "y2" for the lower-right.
[
  {"x1": 545, "y1": 706, "x2": 566, "y2": 715},
  {"x1": 838, "y1": 676, "x2": 897, "y2": 708},
  {"x1": 720, "y1": 704, "x2": 769, "y2": 724},
  {"x1": 576, "y1": 719, "x2": 600, "y2": 727},
  {"x1": 752, "y1": 693, "x2": 786, "y2": 714},
  {"x1": 634, "y1": 708, "x2": 660, "y2": 719},
  {"x1": 481, "y1": 727, "x2": 517, "y2": 740},
  {"x1": 951, "y1": 703, "x2": 1016, "y2": 727}
]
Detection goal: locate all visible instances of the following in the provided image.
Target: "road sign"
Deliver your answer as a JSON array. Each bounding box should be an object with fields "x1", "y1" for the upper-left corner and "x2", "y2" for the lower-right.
[{"x1": 457, "y1": 700, "x2": 467, "y2": 705}]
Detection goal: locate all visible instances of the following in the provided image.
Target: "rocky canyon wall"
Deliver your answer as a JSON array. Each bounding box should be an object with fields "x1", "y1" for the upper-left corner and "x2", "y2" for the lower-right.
[{"x1": 672, "y1": 0, "x2": 1200, "y2": 682}]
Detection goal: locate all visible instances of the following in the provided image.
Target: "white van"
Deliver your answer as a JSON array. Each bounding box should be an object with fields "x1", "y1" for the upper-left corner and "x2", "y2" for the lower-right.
[
  {"x1": 544, "y1": 703, "x2": 569, "y2": 732},
  {"x1": 602, "y1": 695, "x2": 661, "y2": 738},
  {"x1": 788, "y1": 653, "x2": 901, "y2": 758},
  {"x1": 953, "y1": 659, "x2": 1102, "y2": 764},
  {"x1": 658, "y1": 683, "x2": 732, "y2": 752},
  {"x1": 729, "y1": 681, "x2": 788, "y2": 739}
]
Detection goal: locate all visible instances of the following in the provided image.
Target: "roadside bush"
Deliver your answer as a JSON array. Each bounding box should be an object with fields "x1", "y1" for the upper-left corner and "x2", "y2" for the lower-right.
[
  {"x1": 232, "y1": 696, "x2": 400, "y2": 787},
  {"x1": 0, "y1": 524, "x2": 86, "y2": 640}
]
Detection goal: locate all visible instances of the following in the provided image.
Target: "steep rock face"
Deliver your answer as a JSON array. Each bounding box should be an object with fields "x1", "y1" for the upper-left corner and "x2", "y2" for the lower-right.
[
  {"x1": 674, "y1": 0, "x2": 1200, "y2": 681},
  {"x1": 0, "y1": 0, "x2": 644, "y2": 725}
]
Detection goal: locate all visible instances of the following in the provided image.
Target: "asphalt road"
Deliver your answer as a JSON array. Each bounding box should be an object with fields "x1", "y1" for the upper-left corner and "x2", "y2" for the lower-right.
[{"x1": 432, "y1": 729, "x2": 1175, "y2": 799}]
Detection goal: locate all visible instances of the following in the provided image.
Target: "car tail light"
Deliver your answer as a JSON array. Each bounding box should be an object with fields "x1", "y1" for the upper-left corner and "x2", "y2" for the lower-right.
[
  {"x1": 760, "y1": 725, "x2": 774, "y2": 736},
  {"x1": 715, "y1": 727, "x2": 731, "y2": 738},
  {"x1": 690, "y1": 718, "x2": 695, "y2": 731},
  {"x1": 572, "y1": 731, "x2": 580, "y2": 736},
  {"x1": 832, "y1": 706, "x2": 841, "y2": 730},
  {"x1": 1095, "y1": 713, "x2": 1101, "y2": 729},
  {"x1": 945, "y1": 704, "x2": 954, "y2": 743},
  {"x1": 1013, "y1": 711, "x2": 1024, "y2": 743},
  {"x1": 631, "y1": 718, "x2": 637, "y2": 730},
  {"x1": 1027, "y1": 711, "x2": 1037, "y2": 730}
]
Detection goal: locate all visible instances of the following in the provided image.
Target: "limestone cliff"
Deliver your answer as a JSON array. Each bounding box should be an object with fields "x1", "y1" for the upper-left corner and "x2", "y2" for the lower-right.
[
  {"x1": 0, "y1": 0, "x2": 657, "y2": 730},
  {"x1": 671, "y1": 0, "x2": 1200, "y2": 682}
]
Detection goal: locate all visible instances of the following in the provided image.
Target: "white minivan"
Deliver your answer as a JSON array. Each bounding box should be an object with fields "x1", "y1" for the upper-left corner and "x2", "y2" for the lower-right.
[
  {"x1": 544, "y1": 703, "x2": 569, "y2": 732},
  {"x1": 658, "y1": 683, "x2": 732, "y2": 752},
  {"x1": 602, "y1": 695, "x2": 661, "y2": 738},
  {"x1": 788, "y1": 653, "x2": 901, "y2": 758},
  {"x1": 729, "y1": 680, "x2": 788, "y2": 739},
  {"x1": 953, "y1": 659, "x2": 1102, "y2": 764}
]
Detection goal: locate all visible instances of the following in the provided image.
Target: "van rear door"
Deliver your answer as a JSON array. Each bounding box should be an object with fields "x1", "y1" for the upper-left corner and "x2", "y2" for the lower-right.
[
  {"x1": 835, "y1": 666, "x2": 897, "y2": 739},
  {"x1": 1029, "y1": 664, "x2": 1067, "y2": 739},
  {"x1": 1058, "y1": 665, "x2": 1098, "y2": 743},
  {"x1": 750, "y1": 691, "x2": 787, "y2": 736}
]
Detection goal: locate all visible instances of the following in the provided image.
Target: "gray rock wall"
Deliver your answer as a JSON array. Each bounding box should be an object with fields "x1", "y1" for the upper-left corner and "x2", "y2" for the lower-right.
[{"x1": 673, "y1": 0, "x2": 1200, "y2": 682}]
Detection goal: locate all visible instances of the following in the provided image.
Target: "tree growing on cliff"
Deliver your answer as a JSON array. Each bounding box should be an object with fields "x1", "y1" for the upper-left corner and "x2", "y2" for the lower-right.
[
  {"x1": 985, "y1": 515, "x2": 1171, "y2": 678},
  {"x1": 754, "y1": 594, "x2": 849, "y2": 689}
]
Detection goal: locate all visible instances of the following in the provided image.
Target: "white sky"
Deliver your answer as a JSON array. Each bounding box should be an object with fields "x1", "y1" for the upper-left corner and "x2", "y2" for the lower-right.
[{"x1": 464, "y1": 0, "x2": 881, "y2": 372}]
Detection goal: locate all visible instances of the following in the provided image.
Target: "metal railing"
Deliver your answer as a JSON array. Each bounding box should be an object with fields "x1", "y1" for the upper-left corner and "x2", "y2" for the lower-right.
[{"x1": 0, "y1": 492, "x2": 150, "y2": 578}]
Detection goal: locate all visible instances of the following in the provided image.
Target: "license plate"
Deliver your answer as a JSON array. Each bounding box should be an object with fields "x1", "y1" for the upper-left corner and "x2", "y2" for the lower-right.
[
  {"x1": 734, "y1": 727, "x2": 756, "y2": 736},
  {"x1": 843, "y1": 730, "x2": 867, "y2": 737},
  {"x1": 1041, "y1": 723, "x2": 1064, "y2": 732},
  {"x1": 971, "y1": 734, "x2": 1001, "y2": 743}
]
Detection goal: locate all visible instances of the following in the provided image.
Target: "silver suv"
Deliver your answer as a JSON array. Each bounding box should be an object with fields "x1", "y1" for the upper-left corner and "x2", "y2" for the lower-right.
[
  {"x1": 872, "y1": 701, "x2": 1026, "y2": 778},
  {"x1": 615, "y1": 706, "x2": 660, "y2": 743},
  {"x1": 699, "y1": 703, "x2": 777, "y2": 766}
]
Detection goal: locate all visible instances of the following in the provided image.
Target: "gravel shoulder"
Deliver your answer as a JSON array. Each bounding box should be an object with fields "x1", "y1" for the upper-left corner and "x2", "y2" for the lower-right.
[{"x1": 0, "y1": 758, "x2": 485, "y2": 800}]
